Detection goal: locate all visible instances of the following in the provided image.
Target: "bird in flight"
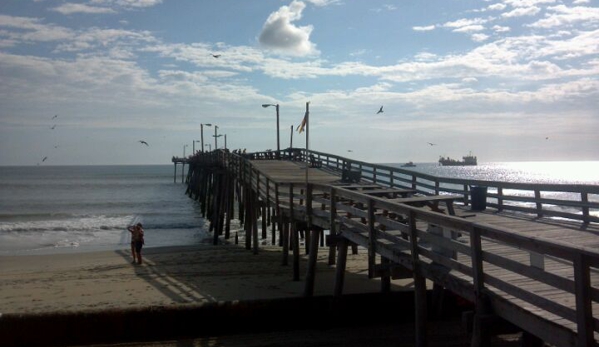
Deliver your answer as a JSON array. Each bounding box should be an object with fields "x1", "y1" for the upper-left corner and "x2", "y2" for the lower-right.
[
  {"x1": 52, "y1": 115, "x2": 58, "y2": 120},
  {"x1": 427, "y1": 142, "x2": 437, "y2": 146},
  {"x1": 376, "y1": 106, "x2": 384, "y2": 114},
  {"x1": 50, "y1": 124, "x2": 56, "y2": 129},
  {"x1": 347, "y1": 150, "x2": 353, "y2": 152},
  {"x1": 211, "y1": 54, "x2": 221, "y2": 58},
  {"x1": 42, "y1": 156, "x2": 48, "y2": 162},
  {"x1": 139, "y1": 140, "x2": 149, "y2": 146}
]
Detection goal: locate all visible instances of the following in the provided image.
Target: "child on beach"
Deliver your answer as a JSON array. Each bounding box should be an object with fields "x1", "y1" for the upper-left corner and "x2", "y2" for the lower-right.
[{"x1": 127, "y1": 223, "x2": 145, "y2": 264}]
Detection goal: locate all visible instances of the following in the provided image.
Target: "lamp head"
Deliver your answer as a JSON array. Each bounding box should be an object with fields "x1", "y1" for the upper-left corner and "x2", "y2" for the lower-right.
[{"x1": 204, "y1": 123, "x2": 212, "y2": 127}]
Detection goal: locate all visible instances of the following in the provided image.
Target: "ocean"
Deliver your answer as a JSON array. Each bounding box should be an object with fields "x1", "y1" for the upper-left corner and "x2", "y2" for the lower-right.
[
  {"x1": 0, "y1": 165, "x2": 210, "y2": 256},
  {"x1": 1, "y1": 162, "x2": 597, "y2": 256}
]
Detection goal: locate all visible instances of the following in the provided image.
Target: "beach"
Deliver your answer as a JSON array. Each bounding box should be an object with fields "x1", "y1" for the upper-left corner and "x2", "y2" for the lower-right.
[
  {"x1": 0, "y1": 242, "x2": 524, "y2": 347},
  {"x1": 0, "y1": 243, "x2": 414, "y2": 315}
]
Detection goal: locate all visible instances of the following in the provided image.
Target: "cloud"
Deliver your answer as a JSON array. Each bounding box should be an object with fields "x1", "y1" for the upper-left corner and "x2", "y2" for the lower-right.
[
  {"x1": 304, "y1": 0, "x2": 340, "y2": 6},
  {"x1": 487, "y1": 3, "x2": 507, "y2": 11},
  {"x1": 51, "y1": 4, "x2": 116, "y2": 15},
  {"x1": 258, "y1": 1, "x2": 319, "y2": 56},
  {"x1": 527, "y1": 5, "x2": 599, "y2": 29},
  {"x1": 413, "y1": 25, "x2": 436, "y2": 31},
  {"x1": 471, "y1": 33, "x2": 490, "y2": 42},
  {"x1": 90, "y1": 0, "x2": 163, "y2": 9},
  {"x1": 502, "y1": 6, "x2": 541, "y2": 18}
]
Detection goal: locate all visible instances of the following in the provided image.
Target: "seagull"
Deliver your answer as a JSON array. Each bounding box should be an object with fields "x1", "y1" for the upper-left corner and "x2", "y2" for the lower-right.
[
  {"x1": 211, "y1": 54, "x2": 221, "y2": 58},
  {"x1": 347, "y1": 150, "x2": 353, "y2": 152},
  {"x1": 50, "y1": 124, "x2": 56, "y2": 129},
  {"x1": 139, "y1": 140, "x2": 149, "y2": 146},
  {"x1": 42, "y1": 156, "x2": 48, "y2": 162},
  {"x1": 427, "y1": 142, "x2": 437, "y2": 146},
  {"x1": 52, "y1": 115, "x2": 58, "y2": 120},
  {"x1": 376, "y1": 106, "x2": 384, "y2": 114}
]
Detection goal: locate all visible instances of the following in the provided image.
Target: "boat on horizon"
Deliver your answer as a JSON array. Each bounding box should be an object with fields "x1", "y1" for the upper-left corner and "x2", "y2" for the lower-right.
[
  {"x1": 439, "y1": 152, "x2": 477, "y2": 166},
  {"x1": 401, "y1": 161, "x2": 416, "y2": 167}
]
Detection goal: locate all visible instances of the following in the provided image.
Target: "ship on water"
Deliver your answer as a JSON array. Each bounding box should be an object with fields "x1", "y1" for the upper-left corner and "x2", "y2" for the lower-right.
[{"x1": 438, "y1": 152, "x2": 477, "y2": 166}]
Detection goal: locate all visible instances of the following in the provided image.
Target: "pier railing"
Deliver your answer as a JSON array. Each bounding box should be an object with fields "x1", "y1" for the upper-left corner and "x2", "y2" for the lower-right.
[
  {"x1": 243, "y1": 148, "x2": 599, "y2": 224},
  {"x1": 204, "y1": 149, "x2": 599, "y2": 346}
]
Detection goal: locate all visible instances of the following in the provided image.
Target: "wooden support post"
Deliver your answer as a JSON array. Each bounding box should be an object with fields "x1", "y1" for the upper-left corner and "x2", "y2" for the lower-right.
[
  {"x1": 304, "y1": 228, "x2": 320, "y2": 297},
  {"x1": 224, "y1": 175, "x2": 232, "y2": 239},
  {"x1": 244, "y1": 186, "x2": 251, "y2": 251},
  {"x1": 282, "y1": 220, "x2": 289, "y2": 266},
  {"x1": 380, "y1": 256, "x2": 391, "y2": 293},
  {"x1": 334, "y1": 239, "x2": 349, "y2": 297},
  {"x1": 261, "y1": 203, "x2": 267, "y2": 240},
  {"x1": 252, "y1": 192, "x2": 259, "y2": 255},
  {"x1": 328, "y1": 188, "x2": 337, "y2": 266},
  {"x1": 497, "y1": 187, "x2": 504, "y2": 212},
  {"x1": 409, "y1": 210, "x2": 428, "y2": 347},
  {"x1": 292, "y1": 222, "x2": 300, "y2": 281}
]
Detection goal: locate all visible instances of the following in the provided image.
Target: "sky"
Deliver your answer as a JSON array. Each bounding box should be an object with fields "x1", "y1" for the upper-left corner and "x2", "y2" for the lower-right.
[{"x1": 0, "y1": 0, "x2": 597, "y2": 166}]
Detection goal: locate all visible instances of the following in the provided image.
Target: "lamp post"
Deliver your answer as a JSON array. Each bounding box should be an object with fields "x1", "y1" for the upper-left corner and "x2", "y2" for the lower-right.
[
  {"x1": 214, "y1": 125, "x2": 219, "y2": 150},
  {"x1": 262, "y1": 103, "x2": 280, "y2": 159},
  {"x1": 201, "y1": 123, "x2": 212, "y2": 153},
  {"x1": 193, "y1": 140, "x2": 201, "y2": 154}
]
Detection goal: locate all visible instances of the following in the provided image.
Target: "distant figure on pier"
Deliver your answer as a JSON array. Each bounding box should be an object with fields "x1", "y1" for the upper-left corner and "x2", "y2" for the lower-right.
[{"x1": 127, "y1": 223, "x2": 145, "y2": 265}]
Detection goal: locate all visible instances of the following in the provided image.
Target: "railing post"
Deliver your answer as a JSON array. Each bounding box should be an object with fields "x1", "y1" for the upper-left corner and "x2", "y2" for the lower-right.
[
  {"x1": 435, "y1": 180, "x2": 440, "y2": 195},
  {"x1": 328, "y1": 188, "x2": 337, "y2": 265},
  {"x1": 535, "y1": 189, "x2": 543, "y2": 218},
  {"x1": 373, "y1": 167, "x2": 377, "y2": 184},
  {"x1": 582, "y1": 192, "x2": 590, "y2": 224},
  {"x1": 463, "y1": 184, "x2": 469, "y2": 206},
  {"x1": 367, "y1": 199, "x2": 376, "y2": 279},
  {"x1": 409, "y1": 210, "x2": 427, "y2": 347},
  {"x1": 497, "y1": 187, "x2": 504, "y2": 212},
  {"x1": 411, "y1": 175, "x2": 417, "y2": 190},
  {"x1": 470, "y1": 226, "x2": 490, "y2": 347},
  {"x1": 574, "y1": 253, "x2": 593, "y2": 347}
]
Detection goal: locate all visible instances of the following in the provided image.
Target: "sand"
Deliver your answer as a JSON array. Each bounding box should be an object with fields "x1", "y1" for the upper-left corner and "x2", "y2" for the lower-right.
[
  {"x1": 1, "y1": 243, "x2": 525, "y2": 347},
  {"x1": 0, "y1": 243, "x2": 417, "y2": 315}
]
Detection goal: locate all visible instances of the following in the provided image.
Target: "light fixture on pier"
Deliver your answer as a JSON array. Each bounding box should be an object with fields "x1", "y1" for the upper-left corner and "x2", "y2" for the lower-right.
[
  {"x1": 193, "y1": 140, "x2": 201, "y2": 154},
  {"x1": 201, "y1": 123, "x2": 212, "y2": 153},
  {"x1": 262, "y1": 103, "x2": 280, "y2": 159}
]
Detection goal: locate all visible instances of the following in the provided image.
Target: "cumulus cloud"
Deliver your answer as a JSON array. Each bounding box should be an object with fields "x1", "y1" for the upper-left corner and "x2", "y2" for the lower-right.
[
  {"x1": 502, "y1": 6, "x2": 541, "y2": 18},
  {"x1": 304, "y1": 0, "x2": 340, "y2": 6},
  {"x1": 258, "y1": 1, "x2": 319, "y2": 56},
  {"x1": 413, "y1": 25, "x2": 436, "y2": 31},
  {"x1": 527, "y1": 5, "x2": 599, "y2": 29},
  {"x1": 51, "y1": 4, "x2": 116, "y2": 15}
]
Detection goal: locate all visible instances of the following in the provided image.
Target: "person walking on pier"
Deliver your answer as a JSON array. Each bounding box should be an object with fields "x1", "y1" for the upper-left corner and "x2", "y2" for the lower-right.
[{"x1": 127, "y1": 223, "x2": 145, "y2": 264}]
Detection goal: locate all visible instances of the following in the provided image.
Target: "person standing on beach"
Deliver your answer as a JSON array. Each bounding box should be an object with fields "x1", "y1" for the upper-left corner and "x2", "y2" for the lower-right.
[{"x1": 127, "y1": 223, "x2": 145, "y2": 264}]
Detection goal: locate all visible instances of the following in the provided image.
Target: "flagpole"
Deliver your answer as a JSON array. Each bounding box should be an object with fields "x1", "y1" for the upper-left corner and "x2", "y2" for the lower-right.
[{"x1": 305, "y1": 101, "x2": 310, "y2": 186}]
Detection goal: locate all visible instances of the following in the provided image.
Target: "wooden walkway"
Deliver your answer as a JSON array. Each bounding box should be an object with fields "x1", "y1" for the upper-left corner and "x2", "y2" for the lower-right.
[{"x1": 182, "y1": 150, "x2": 599, "y2": 347}]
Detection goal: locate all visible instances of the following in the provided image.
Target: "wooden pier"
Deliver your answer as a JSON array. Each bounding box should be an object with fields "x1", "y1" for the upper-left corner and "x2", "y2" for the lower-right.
[{"x1": 176, "y1": 149, "x2": 599, "y2": 347}]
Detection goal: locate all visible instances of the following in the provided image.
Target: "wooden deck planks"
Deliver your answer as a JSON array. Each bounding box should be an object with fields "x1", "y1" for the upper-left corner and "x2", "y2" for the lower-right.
[{"x1": 248, "y1": 159, "x2": 599, "y2": 346}]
